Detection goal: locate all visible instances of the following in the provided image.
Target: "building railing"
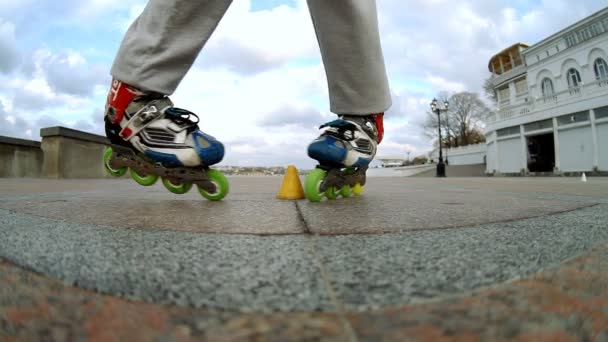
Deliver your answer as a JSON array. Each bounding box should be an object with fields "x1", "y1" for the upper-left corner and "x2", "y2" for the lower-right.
[{"x1": 486, "y1": 80, "x2": 608, "y2": 124}]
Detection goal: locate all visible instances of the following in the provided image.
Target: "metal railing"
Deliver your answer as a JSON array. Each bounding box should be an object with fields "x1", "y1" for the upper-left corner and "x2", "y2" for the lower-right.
[{"x1": 487, "y1": 80, "x2": 608, "y2": 123}]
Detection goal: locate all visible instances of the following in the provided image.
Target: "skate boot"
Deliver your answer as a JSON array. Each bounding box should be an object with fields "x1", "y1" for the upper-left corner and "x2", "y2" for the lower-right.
[
  {"x1": 304, "y1": 113, "x2": 384, "y2": 202},
  {"x1": 102, "y1": 79, "x2": 229, "y2": 201}
]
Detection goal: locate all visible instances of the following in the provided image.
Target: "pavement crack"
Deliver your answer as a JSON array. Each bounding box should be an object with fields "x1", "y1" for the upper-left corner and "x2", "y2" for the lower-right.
[
  {"x1": 294, "y1": 202, "x2": 357, "y2": 340},
  {"x1": 294, "y1": 201, "x2": 312, "y2": 235},
  {"x1": 308, "y1": 236, "x2": 358, "y2": 342}
]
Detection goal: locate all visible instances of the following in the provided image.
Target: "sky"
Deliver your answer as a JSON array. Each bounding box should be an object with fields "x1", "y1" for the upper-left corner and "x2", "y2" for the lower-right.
[{"x1": 0, "y1": 0, "x2": 606, "y2": 168}]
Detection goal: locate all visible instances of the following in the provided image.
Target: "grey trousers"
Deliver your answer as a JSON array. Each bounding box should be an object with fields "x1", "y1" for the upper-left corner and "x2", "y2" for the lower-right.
[{"x1": 111, "y1": 0, "x2": 391, "y2": 115}]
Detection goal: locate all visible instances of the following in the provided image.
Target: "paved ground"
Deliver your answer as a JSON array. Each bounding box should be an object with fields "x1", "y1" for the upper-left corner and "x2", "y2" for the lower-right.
[
  {"x1": 1, "y1": 176, "x2": 607, "y2": 341},
  {"x1": 414, "y1": 164, "x2": 487, "y2": 177}
]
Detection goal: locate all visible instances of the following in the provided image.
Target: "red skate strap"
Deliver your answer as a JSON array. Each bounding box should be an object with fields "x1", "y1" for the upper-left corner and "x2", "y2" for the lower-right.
[
  {"x1": 372, "y1": 113, "x2": 384, "y2": 144},
  {"x1": 107, "y1": 79, "x2": 140, "y2": 124}
]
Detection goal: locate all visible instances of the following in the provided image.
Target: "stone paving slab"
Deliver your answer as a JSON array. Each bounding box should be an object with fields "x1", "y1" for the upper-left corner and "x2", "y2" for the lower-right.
[
  {"x1": 1, "y1": 177, "x2": 608, "y2": 340},
  {"x1": 0, "y1": 209, "x2": 331, "y2": 312},
  {"x1": 0, "y1": 260, "x2": 353, "y2": 342},
  {"x1": 345, "y1": 243, "x2": 608, "y2": 341},
  {"x1": 2, "y1": 203, "x2": 607, "y2": 313},
  {"x1": 0, "y1": 177, "x2": 600, "y2": 235},
  {"x1": 298, "y1": 190, "x2": 590, "y2": 234},
  {"x1": 1, "y1": 242, "x2": 606, "y2": 341},
  {"x1": 0, "y1": 199, "x2": 305, "y2": 234},
  {"x1": 314, "y1": 204, "x2": 608, "y2": 311}
]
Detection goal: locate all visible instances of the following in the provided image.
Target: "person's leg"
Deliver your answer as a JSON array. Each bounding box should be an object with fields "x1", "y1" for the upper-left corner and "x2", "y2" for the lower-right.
[
  {"x1": 304, "y1": 1, "x2": 391, "y2": 200},
  {"x1": 306, "y1": 0, "x2": 391, "y2": 116},
  {"x1": 111, "y1": 0, "x2": 233, "y2": 95},
  {"x1": 104, "y1": 0, "x2": 232, "y2": 172}
]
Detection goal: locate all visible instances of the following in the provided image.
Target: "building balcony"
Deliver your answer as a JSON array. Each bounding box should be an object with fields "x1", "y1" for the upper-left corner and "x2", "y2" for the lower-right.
[
  {"x1": 485, "y1": 79, "x2": 608, "y2": 129},
  {"x1": 492, "y1": 64, "x2": 527, "y2": 87}
]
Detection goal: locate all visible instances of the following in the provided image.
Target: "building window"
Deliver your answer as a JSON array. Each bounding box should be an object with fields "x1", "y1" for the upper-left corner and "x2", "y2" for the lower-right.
[
  {"x1": 541, "y1": 78, "x2": 554, "y2": 96},
  {"x1": 594, "y1": 58, "x2": 608, "y2": 80},
  {"x1": 595, "y1": 106, "x2": 608, "y2": 120},
  {"x1": 515, "y1": 78, "x2": 528, "y2": 95},
  {"x1": 497, "y1": 126, "x2": 520, "y2": 137},
  {"x1": 524, "y1": 119, "x2": 553, "y2": 132},
  {"x1": 557, "y1": 111, "x2": 590, "y2": 126},
  {"x1": 567, "y1": 68, "x2": 582, "y2": 88},
  {"x1": 498, "y1": 86, "x2": 510, "y2": 102}
]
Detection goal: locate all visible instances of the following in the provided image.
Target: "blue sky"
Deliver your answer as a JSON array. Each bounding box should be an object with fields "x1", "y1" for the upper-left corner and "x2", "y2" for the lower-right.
[{"x1": 1, "y1": 0, "x2": 606, "y2": 167}]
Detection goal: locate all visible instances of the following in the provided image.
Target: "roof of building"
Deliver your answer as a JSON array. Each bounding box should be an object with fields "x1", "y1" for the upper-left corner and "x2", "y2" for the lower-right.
[
  {"x1": 487, "y1": 43, "x2": 530, "y2": 73},
  {"x1": 523, "y1": 6, "x2": 608, "y2": 55}
]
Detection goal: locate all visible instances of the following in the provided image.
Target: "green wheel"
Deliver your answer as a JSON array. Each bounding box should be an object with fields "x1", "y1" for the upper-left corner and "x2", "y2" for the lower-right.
[
  {"x1": 352, "y1": 183, "x2": 364, "y2": 196},
  {"x1": 197, "y1": 169, "x2": 229, "y2": 201},
  {"x1": 129, "y1": 168, "x2": 158, "y2": 186},
  {"x1": 304, "y1": 168, "x2": 327, "y2": 202},
  {"x1": 103, "y1": 147, "x2": 127, "y2": 177},
  {"x1": 340, "y1": 185, "x2": 352, "y2": 198},
  {"x1": 325, "y1": 187, "x2": 338, "y2": 200},
  {"x1": 162, "y1": 178, "x2": 193, "y2": 194}
]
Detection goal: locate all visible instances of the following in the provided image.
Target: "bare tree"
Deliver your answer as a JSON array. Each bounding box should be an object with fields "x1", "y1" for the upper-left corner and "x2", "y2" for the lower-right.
[
  {"x1": 483, "y1": 75, "x2": 498, "y2": 106},
  {"x1": 423, "y1": 91, "x2": 489, "y2": 147}
]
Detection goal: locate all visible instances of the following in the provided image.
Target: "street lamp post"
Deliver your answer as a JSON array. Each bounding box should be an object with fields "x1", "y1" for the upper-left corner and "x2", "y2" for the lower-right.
[
  {"x1": 430, "y1": 98, "x2": 449, "y2": 177},
  {"x1": 445, "y1": 111, "x2": 450, "y2": 165}
]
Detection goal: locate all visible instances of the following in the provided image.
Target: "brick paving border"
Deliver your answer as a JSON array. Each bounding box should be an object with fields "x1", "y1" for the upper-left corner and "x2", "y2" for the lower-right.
[{"x1": 1, "y1": 243, "x2": 606, "y2": 341}]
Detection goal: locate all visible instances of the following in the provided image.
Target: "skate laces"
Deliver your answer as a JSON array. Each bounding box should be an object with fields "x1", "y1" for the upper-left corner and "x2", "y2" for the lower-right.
[
  {"x1": 319, "y1": 119, "x2": 357, "y2": 141},
  {"x1": 165, "y1": 107, "x2": 200, "y2": 126}
]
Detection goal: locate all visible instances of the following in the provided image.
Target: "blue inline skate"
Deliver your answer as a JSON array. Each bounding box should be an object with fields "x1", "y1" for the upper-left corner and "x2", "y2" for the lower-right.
[
  {"x1": 102, "y1": 80, "x2": 229, "y2": 201},
  {"x1": 305, "y1": 113, "x2": 384, "y2": 202}
]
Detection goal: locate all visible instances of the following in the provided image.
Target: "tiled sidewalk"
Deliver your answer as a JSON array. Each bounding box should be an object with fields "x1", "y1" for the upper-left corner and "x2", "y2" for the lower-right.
[
  {"x1": 1, "y1": 177, "x2": 608, "y2": 341},
  {"x1": 1, "y1": 243, "x2": 606, "y2": 341}
]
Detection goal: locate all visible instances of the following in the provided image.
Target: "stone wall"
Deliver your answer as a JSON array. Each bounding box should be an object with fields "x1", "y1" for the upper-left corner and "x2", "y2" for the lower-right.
[
  {"x1": 0, "y1": 136, "x2": 43, "y2": 177},
  {"x1": 428, "y1": 143, "x2": 486, "y2": 166},
  {"x1": 40, "y1": 127, "x2": 113, "y2": 179}
]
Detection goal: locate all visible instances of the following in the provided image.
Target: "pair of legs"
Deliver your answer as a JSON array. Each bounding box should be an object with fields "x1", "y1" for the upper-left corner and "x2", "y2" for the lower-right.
[{"x1": 105, "y1": 0, "x2": 391, "y2": 175}]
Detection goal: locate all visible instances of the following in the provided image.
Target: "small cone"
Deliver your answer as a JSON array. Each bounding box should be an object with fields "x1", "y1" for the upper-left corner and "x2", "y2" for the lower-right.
[
  {"x1": 277, "y1": 165, "x2": 305, "y2": 200},
  {"x1": 581, "y1": 172, "x2": 587, "y2": 182}
]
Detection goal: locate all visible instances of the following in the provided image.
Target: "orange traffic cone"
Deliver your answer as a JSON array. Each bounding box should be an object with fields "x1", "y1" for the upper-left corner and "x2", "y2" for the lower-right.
[{"x1": 277, "y1": 165, "x2": 305, "y2": 200}]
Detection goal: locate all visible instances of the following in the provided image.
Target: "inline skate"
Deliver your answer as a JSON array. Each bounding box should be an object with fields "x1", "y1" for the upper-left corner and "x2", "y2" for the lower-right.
[
  {"x1": 304, "y1": 113, "x2": 383, "y2": 202},
  {"x1": 102, "y1": 80, "x2": 229, "y2": 201}
]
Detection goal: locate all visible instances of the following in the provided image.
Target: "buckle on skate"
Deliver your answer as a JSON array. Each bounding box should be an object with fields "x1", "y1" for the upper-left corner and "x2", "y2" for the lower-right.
[
  {"x1": 319, "y1": 119, "x2": 357, "y2": 131},
  {"x1": 319, "y1": 119, "x2": 358, "y2": 141},
  {"x1": 165, "y1": 107, "x2": 200, "y2": 126}
]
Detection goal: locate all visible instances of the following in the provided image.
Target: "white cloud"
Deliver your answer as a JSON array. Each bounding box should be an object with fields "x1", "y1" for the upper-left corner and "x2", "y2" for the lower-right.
[
  {"x1": 199, "y1": 0, "x2": 318, "y2": 73},
  {"x1": 1, "y1": 0, "x2": 607, "y2": 167},
  {"x1": 0, "y1": 19, "x2": 18, "y2": 74}
]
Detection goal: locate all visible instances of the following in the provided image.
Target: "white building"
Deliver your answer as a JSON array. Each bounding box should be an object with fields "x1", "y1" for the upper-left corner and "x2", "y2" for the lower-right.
[
  {"x1": 428, "y1": 144, "x2": 486, "y2": 166},
  {"x1": 376, "y1": 156, "x2": 407, "y2": 167},
  {"x1": 485, "y1": 7, "x2": 608, "y2": 175}
]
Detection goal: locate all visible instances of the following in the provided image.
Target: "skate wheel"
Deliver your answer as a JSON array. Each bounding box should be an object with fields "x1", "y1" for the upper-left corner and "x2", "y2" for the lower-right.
[
  {"x1": 352, "y1": 183, "x2": 364, "y2": 196},
  {"x1": 103, "y1": 147, "x2": 127, "y2": 177},
  {"x1": 304, "y1": 168, "x2": 327, "y2": 202},
  {"x1": 325, "y1": 187, "x2": 338, "y2": 200},
  {"x1": 340, "y1": 185, "x2": 352, "y2": 198},
  {"x1": 129, "y1": 169, "x2": 158, "y2": 186},
  {"x1": 162, "y1": 178, "x2": 193, "y2": 194},
  {"x1": 197, "y1": 169, "x2": 229, "y2": 201}
]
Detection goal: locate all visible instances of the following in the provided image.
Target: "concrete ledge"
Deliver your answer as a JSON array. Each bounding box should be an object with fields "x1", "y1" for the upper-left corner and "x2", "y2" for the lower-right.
[
  {"x1": 40, "y1": 127, "x2": 113, "y2": 178},
  {"x1": 0, "y1": 136, "x2": 43, "y2": 177},
  {"x1": 0, "y1": 136, "x2": 41, "y2": 148},
  {"x1": 40, "y1": 126, "x2": 109, "y2": 145}
]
